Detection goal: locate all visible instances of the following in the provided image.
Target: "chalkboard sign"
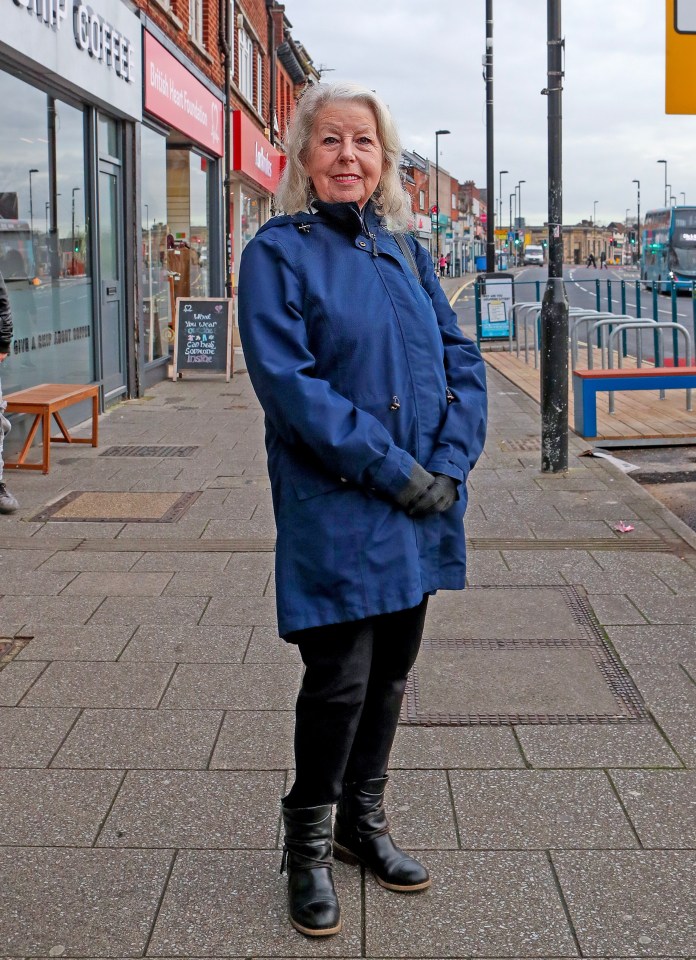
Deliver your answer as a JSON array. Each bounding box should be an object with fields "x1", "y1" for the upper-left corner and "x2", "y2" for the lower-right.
[{"x1": 172, "y1": 297, "x2": 233, "y2": 381}]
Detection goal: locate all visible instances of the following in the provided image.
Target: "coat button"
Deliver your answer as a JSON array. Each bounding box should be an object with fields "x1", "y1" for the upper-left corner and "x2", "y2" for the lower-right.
[
  {"x1": 358, "y1": 240, "x2": 367, "y2": 247},
  {"x1": 389, "y1": 396, "x2": 401, "y2": 411}
]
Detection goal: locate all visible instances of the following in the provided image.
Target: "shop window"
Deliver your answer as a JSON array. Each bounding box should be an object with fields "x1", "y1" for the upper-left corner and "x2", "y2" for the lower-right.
[
  {"x1": 140, "y1": 126, "x2": 171, "y2": 363},
  {"x1": 98, "y1": 114, "x2": 120, "y2": 161},
  {"x1": 241, "y1": 191, "x2": 260, "y2": 250},
  {"x1": 0, "y1": 73, "x2": 94, "y2": 393},
  {"x1": 419, "y1": 189, "x2": 425, "y2": 211},
  {"x1": 238, "y1": 27, "x2": 253, "y2": 103},
  {"x1": 189, "y1": 0, "x2": 203, "y2": 46}
]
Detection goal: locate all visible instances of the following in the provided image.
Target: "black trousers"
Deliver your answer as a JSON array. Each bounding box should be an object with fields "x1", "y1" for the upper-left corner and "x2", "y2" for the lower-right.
[{"x1": 285, "y1": 596, "x2": 428, "y2": 807}]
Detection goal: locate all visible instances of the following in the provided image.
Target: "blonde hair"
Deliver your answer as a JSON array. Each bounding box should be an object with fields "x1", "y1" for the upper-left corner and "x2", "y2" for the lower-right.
[{"x1": 276, "y1": 82, "x2": 413, "y2": 232}]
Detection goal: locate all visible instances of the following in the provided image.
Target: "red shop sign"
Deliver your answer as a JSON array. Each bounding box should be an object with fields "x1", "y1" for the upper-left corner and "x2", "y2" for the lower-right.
[
  {"x1": 144, "y1": 32, "x2": 224, "y2": 157},
  {"x1": 232, "y1": 110, "x2": 282, "y2": 193}
]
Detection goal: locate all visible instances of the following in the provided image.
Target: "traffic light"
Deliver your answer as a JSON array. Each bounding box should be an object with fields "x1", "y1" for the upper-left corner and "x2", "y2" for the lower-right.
[
  {"x1": 74, "y1": 242, "x2": 79, "y2": 253},
  {"x1": 514, "y1": 231, "x2": 520, "y2": 246},
  {"x1": 542, "y1": 239, "x2": 548, "y2": 248},
  {"x1": 430, "y1": 205, "x2": 438, "y2": 215},
  {"x1": 629, "y1": 231, "x2": 636, "y2": 245}
]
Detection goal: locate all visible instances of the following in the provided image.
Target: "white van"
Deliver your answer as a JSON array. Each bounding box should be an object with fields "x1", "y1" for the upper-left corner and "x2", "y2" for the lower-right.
[{"x1": 523, "y1": 244, "x2": 545, "y2": 266}]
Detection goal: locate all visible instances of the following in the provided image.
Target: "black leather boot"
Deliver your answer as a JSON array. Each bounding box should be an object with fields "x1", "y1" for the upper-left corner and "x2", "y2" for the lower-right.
[
  {"x1": 280, "y1": 802, "x2": 342, "y2": 937},
  {"x1": 333, "y1": 775, "x2": 431, "y2": 892}
]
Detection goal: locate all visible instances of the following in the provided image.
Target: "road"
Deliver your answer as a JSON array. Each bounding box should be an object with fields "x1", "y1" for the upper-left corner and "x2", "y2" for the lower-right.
[{"x1": 452, "y1": 264, "x2": 696, "y2": 366}]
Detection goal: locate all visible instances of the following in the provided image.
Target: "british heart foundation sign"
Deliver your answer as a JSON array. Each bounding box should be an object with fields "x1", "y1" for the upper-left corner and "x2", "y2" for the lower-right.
[{"x1": 144, "y1": 32, "x2": 224, "y2": 156}]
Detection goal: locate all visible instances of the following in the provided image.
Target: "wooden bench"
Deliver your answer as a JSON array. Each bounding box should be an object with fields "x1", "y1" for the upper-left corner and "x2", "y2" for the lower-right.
[
  {"x1": 573, "y1": 367, "x2": 696, "y2": 439},
  {"x1": 3, "y1": 383, "x2": 99, "y2": 474}
]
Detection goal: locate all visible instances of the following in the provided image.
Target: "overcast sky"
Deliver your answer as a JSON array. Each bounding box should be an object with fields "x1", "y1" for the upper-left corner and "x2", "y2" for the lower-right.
[{"x1": 288, "y1": 0, "x2": 695, "y2": 227}]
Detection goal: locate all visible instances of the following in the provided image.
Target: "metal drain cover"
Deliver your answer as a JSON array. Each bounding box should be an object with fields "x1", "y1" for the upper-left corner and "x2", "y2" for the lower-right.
[
  {"x1": 99, "y1": 445, "x2": 199, "y2": 458},
  {"x1": 402, "y1": 586, "x2": 648, "y2": 726},
  {"x1": 499, "y1": 437, "x2": 542, "y2": 452}
]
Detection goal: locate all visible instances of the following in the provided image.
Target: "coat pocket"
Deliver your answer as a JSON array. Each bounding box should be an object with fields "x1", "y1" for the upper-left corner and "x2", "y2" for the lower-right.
[{"x1": 290, "y1": 468, "x2": 345, "y2": 501}]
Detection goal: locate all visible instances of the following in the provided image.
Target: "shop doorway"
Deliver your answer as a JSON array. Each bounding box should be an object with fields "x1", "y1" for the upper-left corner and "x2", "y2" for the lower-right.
[{"x1": 98, "y1": 160, "x2": 126, "y2": 397}]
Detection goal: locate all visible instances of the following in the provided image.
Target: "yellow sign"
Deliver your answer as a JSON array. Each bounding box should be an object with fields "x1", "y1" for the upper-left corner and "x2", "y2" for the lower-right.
[
  {"x1": 666, "y1": 0, "x2": 696, "y2": 113},
  {"x1": 495, "y1": 229, "x2": 507, "y2": 239}
]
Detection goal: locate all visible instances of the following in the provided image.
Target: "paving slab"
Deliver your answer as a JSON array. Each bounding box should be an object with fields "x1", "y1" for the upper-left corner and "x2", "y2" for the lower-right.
[
  {"x1": 516, "y1": 724, "x2": 682, "y2": 768},
  {"x1": 0, "y1": 595, "x2": 104, "y2": 627},
  {"x1": 611, "y1": 770, "x2": 696, "y2": 848},
  {"x1": 0, "y1": 661, "x2": 48, "y2": 705},
  {"x1": 0, "y1": 847, "x2": 173, "y2": 956},
  {"x1": 390, "y1": 724, "x2": 525, "y2": 768},
  {"x1": 88, "y1": 596, "x2": 210, "y2": 626},
  {"x1": 148, "y1": 852, "x2": 362, "y2": 957},
  {"x1": 629, "y1": 664, "x2": 696, "y2": 713},
  {"x1": 365, "y1": 850, "x2": 577, "y2": 958},
  {"x1": 21, "y1": 662, "x2": 174, "y2": 708},
  {"x1": 161, "y1": 663, "x2": 301, "y2": 710},
  {"x1": 53, "y1": 709, "x2": 223, "y2": 769},
  {"x1": 61, "y1": 571, "x2": 173, "y2": 596},
  {"x1": 383, "y1": 770, "x2": 458, "y2": 848},
  {"x1": 585, "y1": 593, "x2": 649, "y2": 625},
  {"x1": 16, "y1": 625, "x2": 135, "y2": 661},
  {"x1": 449, "y1": 769, "x2": 637, "y2": 849},
  {"x1": 210, "y1": 710, "x2": 294, "y2": 769},
  {"x1": 605, "y1": 625, "x2": 696, "y2": 665},
  {"x1": 0, "y1": 549, "x2": 61, "y2": 571},
  {"x1": 98, "y1": 770, "x2": 283, "y2": 848},
  {"x1": 163, "y1": 565, "x2": 272, "y2": 598},
  {"x1": 0, "y1": 570, "x2": 78, "y2": 595},
  {"x1": 0, "y1": 707, "x2": 78, "y2": 767},
  {"x1": 553, "y1": 850, "x2": 696, "y2": 957},
  {"x1": 120, "y1": 624, "x2": 250, "y2": 663},
  {"x1": 627, "y1": 591, "x2": 696, "y2": 624},
  {"x1": 0, "y1": 769, "x2": 123, "y2": 845},
  {"x1": 38, "y1": 550, "x2": 143, "y2": 572},
  {"x1": 131, "y1": 551, "x2": 232, "y2": 571},
  {"x1": 640, "y1": 707, "x2": 696, "y2": 768},
  {"x1": 244, "y1": 627, "x2": 301, "y2": 664}
]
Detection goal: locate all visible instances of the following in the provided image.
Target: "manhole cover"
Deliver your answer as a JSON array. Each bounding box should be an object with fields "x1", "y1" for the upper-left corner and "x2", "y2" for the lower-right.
[
  {"x1": 100, "y1": 445, "x2": 199, "y2": 458},
  {"x1": 31, "y1": 491, "x2": 200, "y2": 523},
  {"x1": 402, "y1": 586, "x2": 648, "y2": 726}
]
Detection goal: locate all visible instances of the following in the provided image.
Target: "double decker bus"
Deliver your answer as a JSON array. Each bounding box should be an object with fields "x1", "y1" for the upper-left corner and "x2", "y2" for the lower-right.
[{"x1": 641, "y1": 206, "x2": 696, "y2": 292}]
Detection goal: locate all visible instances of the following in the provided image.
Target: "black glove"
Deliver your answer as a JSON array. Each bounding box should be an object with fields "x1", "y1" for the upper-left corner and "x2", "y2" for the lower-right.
[
  {"x1": 393, "y1": 463, "x2": 436, "y2": 512},
  {"x1": 406, "y1": 473, "x2": 457, "y2": 517}
]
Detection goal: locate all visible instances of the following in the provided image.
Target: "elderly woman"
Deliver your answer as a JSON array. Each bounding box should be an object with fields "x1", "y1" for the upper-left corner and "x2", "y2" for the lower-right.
[{"x1": 238, "y1": 83, "x2": 487, "y2": 938}]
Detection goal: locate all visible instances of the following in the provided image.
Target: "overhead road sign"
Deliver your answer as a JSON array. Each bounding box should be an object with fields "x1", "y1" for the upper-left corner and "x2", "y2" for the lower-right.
[{"x1": 666, "y1": 0, "x2": 696, "y2": 113}]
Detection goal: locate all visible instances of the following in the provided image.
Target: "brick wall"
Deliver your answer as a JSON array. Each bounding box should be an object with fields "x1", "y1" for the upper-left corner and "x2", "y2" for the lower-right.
[{"x1": 134, "y1": 0, "x2": 225, "y2": 90}]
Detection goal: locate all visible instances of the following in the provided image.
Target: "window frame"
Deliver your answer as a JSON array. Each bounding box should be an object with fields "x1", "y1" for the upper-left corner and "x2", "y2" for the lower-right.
[{"x1": 238, "y1": 27, "x2": 254, "y2": 103}]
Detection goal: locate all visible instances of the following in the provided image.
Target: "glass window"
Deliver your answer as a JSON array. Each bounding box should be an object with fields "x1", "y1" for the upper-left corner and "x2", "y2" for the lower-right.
[
  {"x1": 238, "y1": 28, "x2": 253, "y2": 103},
  {"x1": 419, "y1": 189, "x2": 425, "y2": 210},
  {"x1": 241, "y1": 190, "x2": 260, "y2": 251},
  {"x1": 189, "y1": 0, "x2": 203, "y2": 45},
  {"x1": 140, "y1": 126, "x2": 171, "y2": 363},
  {"x1": 98, "y1": 114, "x2": 120, "y2": 160},
  {"x1": 0, "y1": 72, "x2": 94, "y2": 393},
  {"x1": 256, "y1": 52, "x2": 263, "y2": 112},
  {"x1": 189, "y1": 152, "x2": 209, "y2": 297}
]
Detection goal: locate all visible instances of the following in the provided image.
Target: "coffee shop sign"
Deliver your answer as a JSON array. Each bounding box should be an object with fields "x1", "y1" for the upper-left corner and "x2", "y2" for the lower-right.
[{"x1": 11, "y1": 0, "x2": 136, "y2": 83}]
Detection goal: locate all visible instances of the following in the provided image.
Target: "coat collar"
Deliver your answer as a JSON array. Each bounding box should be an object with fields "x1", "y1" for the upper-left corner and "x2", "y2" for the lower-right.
[{"x1": 311, "y1": 199, "x2": 382, "y2": 235}]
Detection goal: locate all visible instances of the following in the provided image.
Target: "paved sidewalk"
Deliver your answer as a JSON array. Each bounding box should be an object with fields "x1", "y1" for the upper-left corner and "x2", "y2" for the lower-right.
[{"x1": 0, "y1": 349, "x2": 695, "y2": 959}]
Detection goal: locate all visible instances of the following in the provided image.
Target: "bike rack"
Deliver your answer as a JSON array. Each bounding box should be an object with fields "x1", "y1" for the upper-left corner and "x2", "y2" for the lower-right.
[{"x1": 569, "y1": 313, "x2": 634, "y2": 371}]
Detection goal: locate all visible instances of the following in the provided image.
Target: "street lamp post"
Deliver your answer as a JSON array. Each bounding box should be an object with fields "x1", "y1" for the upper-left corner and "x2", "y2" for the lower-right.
[
  {"x1": 593, "y1": 200, "x2": 598, "y2": 254},
  {"x1": 71, "y1": 186, "x2": 81, "y2": 275},
  {"x1": 517, "y1": 180, "x2": 526, "y2": 263},
  {"x1": 657, "y1": 159, "x2": 668, "y2": 208},
  {"x1": 28, "y1": 167, "x2": 39, "y2": 240},
  {"x1": 498, "y1": 169, "x2": 508, "y2": 263},
  {"x1": 434, "y1": 129, "x2": 450, "y2": 260},
  {"x1": 670, "y1": 194, "x2": 676, "y2": 207},
  {"x1": 485, "y1": 0, "x2": 495, "y2": 272},
  {"x1": 681, "y1": 191, "x2": 686, "y2": 205},
  {"x1": 632, "y1": 179, "x2": 641, "y2": 261}
]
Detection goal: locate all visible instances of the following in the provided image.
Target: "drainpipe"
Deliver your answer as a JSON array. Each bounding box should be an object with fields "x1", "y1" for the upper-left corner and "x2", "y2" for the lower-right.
[
  {"x1": 219, "y1": 0, "x2": 233, "y2": 297},
  {"x1": 266, "y1": 0, "x2": 277, "y2": 147}
]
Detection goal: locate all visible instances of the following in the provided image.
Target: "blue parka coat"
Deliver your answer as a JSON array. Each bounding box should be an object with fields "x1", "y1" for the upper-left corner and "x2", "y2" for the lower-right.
[{"x1": 238, "y1": 200, "x2": 487, "y2": 637}]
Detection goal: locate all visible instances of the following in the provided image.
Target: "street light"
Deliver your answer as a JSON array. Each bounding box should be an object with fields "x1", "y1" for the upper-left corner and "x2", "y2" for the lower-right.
[
  {"x1": 681, "y1": 191, "x2": 686, "y2": 205},
  {"x1": 434, "y1": 129, "x2": 450, "y2": 259},
  {"x1": 657, "y1": 159, "x2": 668, "y2": 208},
  {"x1": 71, "y1": 186, "x2": 81, "y2": 275},
  {"x1": 593, "y1": 200, "x2": 599, "y2": 255},
  {"x1": 670, "y1": 194, "x2": 677, "y2": 207},
  {"x1": 632, "y1": 179, "x2": 641, "y2": 261},
  {"x1": 498, "y1": 169, "x2": 508, "y2": 254}
]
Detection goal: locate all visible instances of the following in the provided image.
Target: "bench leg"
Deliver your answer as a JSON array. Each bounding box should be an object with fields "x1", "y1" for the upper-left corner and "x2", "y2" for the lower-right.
[
  {"x1": 43, "y1": 411, "x2": 50, "y2": 474},
  {"x1": 574, "y1": 382, "x2": 598, "y2": 438},
  {"x1": 92, "y1": 391, "x2": 98, "y2": 447},
  {"x1": 52, "y1": 412, "x2": 72, "y2": 443},
  {"x1": 6, "y1": 414, "x2": 42, "y2": 468}
]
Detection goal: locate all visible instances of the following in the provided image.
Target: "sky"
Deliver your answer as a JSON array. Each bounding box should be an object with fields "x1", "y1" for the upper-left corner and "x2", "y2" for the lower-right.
[{"x1": 288, "y1": 0, "x2": 696, "y2": 228}]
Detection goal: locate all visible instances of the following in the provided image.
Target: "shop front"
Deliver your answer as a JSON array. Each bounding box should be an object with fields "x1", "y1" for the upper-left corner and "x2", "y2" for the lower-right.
[
  {"x1": 140, "y1": 29, "x2": 224, "y2": 383},
  {"x1": 0, "y1": 0, "x2": 142, "y2": 404},
  {"x1": 230, "y1": 110, "x2": 282, "y2": 285},
  {"x1": 412, "y1": 211, "x2": 432, "y2": 254}
]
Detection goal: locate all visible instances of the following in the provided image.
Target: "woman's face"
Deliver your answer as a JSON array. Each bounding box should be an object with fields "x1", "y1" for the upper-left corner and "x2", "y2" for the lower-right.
[{"x1": 303, "y1": 102, "x2": 385, "y2": 208}]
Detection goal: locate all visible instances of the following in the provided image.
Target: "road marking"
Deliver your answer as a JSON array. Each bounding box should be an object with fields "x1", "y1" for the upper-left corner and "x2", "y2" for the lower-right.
[{"x1": 449, "y1": 278, "x2": 474, "y2": 307}]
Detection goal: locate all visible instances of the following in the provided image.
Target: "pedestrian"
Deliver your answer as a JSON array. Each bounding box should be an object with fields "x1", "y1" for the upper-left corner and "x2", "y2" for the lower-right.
[
  {"x1": 238, "y1": 82, "x2": 487, "y2": 938},
  {"x1": 438, "y1": 252, "x2": 447, "y2": 277},
  {"x1": 586, "y1": 252, "x2": 596, "y2": 268},
  {"x1": 0, "y1": 271, "x2": 19, "y2": 514},
  {"x1": 600, "y1": 249, "x2": 607, "y2": 269}
]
